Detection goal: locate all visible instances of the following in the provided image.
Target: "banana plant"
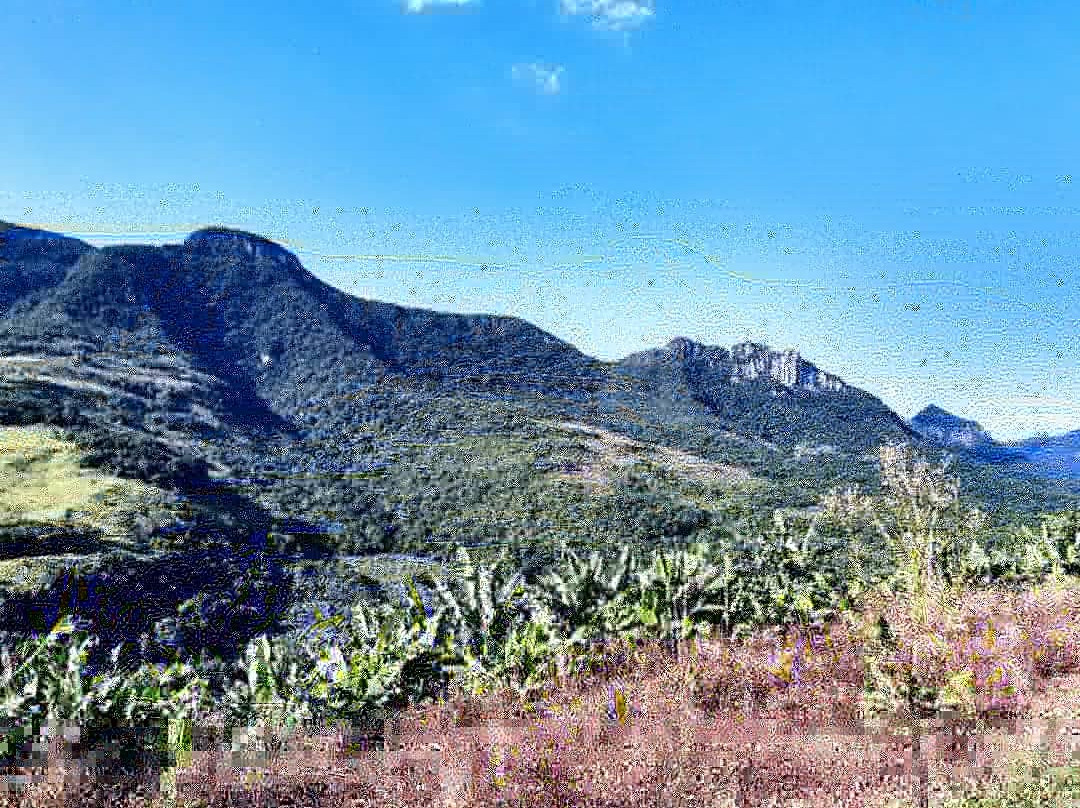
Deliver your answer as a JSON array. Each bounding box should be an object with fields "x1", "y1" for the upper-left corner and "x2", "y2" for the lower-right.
[
  {"x1": 1013, "y1": 517, "x2": 1080, "y2": 584},
  {"x1": 424, "y1": 545, "x2": 553, "y2": 697},
  {"x1": 530, "y1": 542, "x2": 641, "y2": 652},
  {"x1": 604, "y1": 542, "x2": 730, "y2": 661},
  {"x1": 0, "y1": 615, "x2": 209, "y2": 779},
  {"x1": 222, "y1": 633, "x2": 315, "y2": 761},
  {"x1": 756, "y1": 511, "x2": 855, "y2": 629},
  {"x1": 496, "y1": 616, "x2": 559, "y2": 702},
  {"x1": 0, "y1": 617, "x2": 79, "y2": 764},
  {"x1": 1045, "y1": 511, "x2": 1080, "y2": 575},
  {"x1": 303, "y1": 604, "x2": 395, "y2": 713},
  {"x1": 302, "y1": 584, "x2": 459, "y2": 719},
  {"x1": 711, "y1": 540, "x2": 765, "y2": 639}
]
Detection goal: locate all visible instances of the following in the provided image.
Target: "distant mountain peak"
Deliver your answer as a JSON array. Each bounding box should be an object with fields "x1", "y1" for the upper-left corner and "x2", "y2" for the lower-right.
[
  {"x1": 910, "y1": 404, "x2": 994, "y2": 449},
  {"x1": 184, "y1": 227, "x2": 298, "y2": 264},
  {"x1": 912, "y1": 404, "x2": 985, "y2": 430},
  {"x1": 915, "y1": 403, "x2": 961, "y2": 420}
]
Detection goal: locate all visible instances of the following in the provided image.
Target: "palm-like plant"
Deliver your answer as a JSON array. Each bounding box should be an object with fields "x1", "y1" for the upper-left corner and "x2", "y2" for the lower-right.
[
  {"x1": 0, "y1": 615, "x2": 209, "y2": 783},
  {"x1": 1047, "y1": 511, "x2": 1080, "y2": 575},
  {"x1": 603, "y1": 542, "x2": 730, "y2": 661},
  {"x1": 755, "y1": 515, "x2": 841, "y2": 628},
  {"x1": 222, "y1": 633, "x2": 315, "y2": 761},
  {"x1": 529, "y1": 542, "x2": 641, "y2": 652},
  {"x1": 1011, "y1": 513, "x2": 1080, "y2": 584},
  {"x1": 423, "y1": 545, "x2": 553, "y2": 698},
  {"x1": 710, "y1": 534, "x2": 767, "y2": 639},
  {"x1": 302, "y1": 582, "x2": 458, "y2": 718}
]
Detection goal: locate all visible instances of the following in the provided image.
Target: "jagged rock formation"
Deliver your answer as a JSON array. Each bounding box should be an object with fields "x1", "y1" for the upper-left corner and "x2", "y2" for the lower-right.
[
  {"x1": 616, "y1": 336, "x2": 911, "y2": 451},
  {"x1": 623, "y1": 337, "x2": 847, "y2": 392},
  {"x1": 623, "y1": 337, "x2": 847, "y2": 393}
]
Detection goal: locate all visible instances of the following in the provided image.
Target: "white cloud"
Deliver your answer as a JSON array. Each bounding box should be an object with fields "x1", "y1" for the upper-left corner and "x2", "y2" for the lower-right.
[
  {"x1": 511, "y1": 63, "x2": 565, "y2": 95},
  {"x1": 403, "y1": 0, "x2": 478, "y2": 13},
  {"x1": 559, "y1": 0, "x2": 655, "y2": 31}
]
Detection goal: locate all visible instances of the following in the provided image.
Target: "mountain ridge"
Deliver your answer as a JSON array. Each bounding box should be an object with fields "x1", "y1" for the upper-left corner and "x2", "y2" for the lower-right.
[
  {"x1": 0, "y1": 224, "x2": 901, "y2": 443},
  {"x1": 2, "y1": 221, "x2": 1074, "y2": 519},
  {"x1": 3, "y1": 222, "x2": 1077, "y2": 449}
]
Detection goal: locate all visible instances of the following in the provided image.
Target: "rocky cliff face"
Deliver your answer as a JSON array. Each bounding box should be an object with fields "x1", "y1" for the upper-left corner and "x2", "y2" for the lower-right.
[
  {"x1": 909, "y1": 404, "x2": 995, "y2": 450},
  {"x1": 623, "y1": 336, "x2": 847, "y2": 393},
  {"x1": 615, "y1": 336, "x2": 912, "y2": 453}
]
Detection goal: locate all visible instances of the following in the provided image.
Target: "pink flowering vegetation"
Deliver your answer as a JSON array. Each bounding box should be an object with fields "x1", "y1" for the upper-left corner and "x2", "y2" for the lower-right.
[
  {"x1": 862, "y1": 581, "x2": 1080, "y2": 722},
  {"x1": 400, "y1": 638, "x2": 919, "y2": 808},
  {"x1": 685, "y1": 620, "x2": 868, "y2": 728},
  {"x1": 862, "y1": 589, "x2": 1034, "y2": 724},
  {"x1": 1011, "y1": 582, "x2": 1080, "y2": 678}
]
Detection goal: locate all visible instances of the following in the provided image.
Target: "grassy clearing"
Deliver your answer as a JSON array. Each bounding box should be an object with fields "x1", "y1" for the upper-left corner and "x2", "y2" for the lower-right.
[
  {"x1": 0, "y1": 426, "x2": 165, "y2": 540},
  {"x1": 543, "y1": 420, "x2": 754, "y2": 493}
]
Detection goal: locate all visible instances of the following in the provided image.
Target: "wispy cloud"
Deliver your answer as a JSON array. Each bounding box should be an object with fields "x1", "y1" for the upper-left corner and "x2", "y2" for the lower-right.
[
  {"x1": 559, "y1": 0, "x2": 655, "y2": 31},
  {"x1": 511, "y1": 63, "x2": 565, "y2": 95},
  {"x1": 402, "y1": 0, "x2": 478, "y2": 14}
]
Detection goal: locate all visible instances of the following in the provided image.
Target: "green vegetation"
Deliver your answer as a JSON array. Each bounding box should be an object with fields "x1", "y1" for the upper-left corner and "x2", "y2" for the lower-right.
[
  {"x1": 0, "y1": 426, "x2": 170, "y2": 542},
  {"x1": 4, "y1": 228, "x2": 1080, "y2": 804},
  {"x1": 1, "y1": 441, "x2": 1079, "y2": 805}
]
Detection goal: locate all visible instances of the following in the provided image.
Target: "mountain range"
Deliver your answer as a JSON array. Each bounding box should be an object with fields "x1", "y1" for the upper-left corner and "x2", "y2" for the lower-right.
[
  {"x1": 2, "y1": 221, "x2": 1076, "y2": 509},
  {"x1": 908, "y1": 403, "x2": 1080, "y2": 479},
  {"x1": 1, "y1": 221, "x2": 1077, "y2": 663}
]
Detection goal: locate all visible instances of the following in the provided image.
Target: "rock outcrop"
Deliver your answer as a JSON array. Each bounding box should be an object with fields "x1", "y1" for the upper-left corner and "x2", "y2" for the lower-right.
[
  {"x1": 909, "y1": 404, "x2": 995, "y2": 450},
  {"x1": 623, "y1": 336, "x2": 847, "y2": 393}
]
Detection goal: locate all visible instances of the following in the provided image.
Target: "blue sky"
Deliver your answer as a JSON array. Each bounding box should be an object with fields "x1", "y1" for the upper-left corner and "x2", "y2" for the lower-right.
[{"x1": 3, "y1": 0, "x2": 1078, "y2": 440}]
